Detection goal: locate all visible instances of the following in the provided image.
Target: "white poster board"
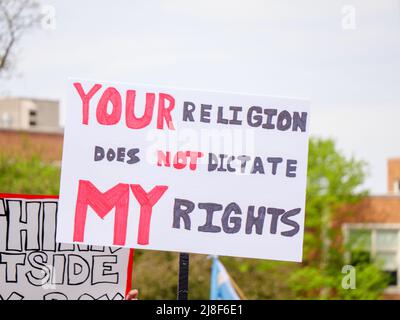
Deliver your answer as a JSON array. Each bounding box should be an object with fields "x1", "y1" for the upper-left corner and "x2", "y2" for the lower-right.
[
  {"x1": 0, "y1": 194, "x2": 133, "y2": 300},
  {"x1": 57, "y1": 79, "x2": 310, "y2": 262}
]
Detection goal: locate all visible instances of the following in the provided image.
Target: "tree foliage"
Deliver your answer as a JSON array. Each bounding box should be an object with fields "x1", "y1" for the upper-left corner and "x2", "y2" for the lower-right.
[
  {"x1": 288, "y1": 138, "x2": 388, "y2": 299},
  {"x1": 0, "y1": 153, "x2": 60, "y2": 195}
]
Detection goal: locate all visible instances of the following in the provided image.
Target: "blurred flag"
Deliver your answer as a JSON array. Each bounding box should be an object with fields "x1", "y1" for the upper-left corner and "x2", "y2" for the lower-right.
[{"x1": 210, "y1": 256, "x2": 244, "y2": 300}]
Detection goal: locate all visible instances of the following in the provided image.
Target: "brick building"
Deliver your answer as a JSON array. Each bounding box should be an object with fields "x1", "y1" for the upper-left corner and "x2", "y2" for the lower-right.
[
  {"x1": 340, "y1": 159, "x2": 400, "y2": 298},
  {"x1": 0, "y1": 98, "x2": 63, "y2": 163}
]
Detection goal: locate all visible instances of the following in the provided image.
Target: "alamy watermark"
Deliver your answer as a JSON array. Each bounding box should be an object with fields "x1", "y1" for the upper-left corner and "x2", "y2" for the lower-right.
[
  {"x1": 40, "y1": 264, "x2": 57, "y2": 290},
  {"x1": 341, "y1": 5, "x2": 357, "y2": 30},
  {"x1": 341, "y1": 265, "x2": 356, "y2": 290},
  {"x1": 41, "y1": 5, "x2": 56, "y2": 30}
]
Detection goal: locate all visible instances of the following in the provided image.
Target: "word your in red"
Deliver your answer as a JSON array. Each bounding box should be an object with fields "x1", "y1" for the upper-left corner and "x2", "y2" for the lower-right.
[{"x1": 73, "y1": 82, "x2": 176, "y2": 130}]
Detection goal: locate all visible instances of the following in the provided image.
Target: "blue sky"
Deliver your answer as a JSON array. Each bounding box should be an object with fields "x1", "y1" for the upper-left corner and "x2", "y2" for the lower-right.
[{"x1": 1, "y1": 0, "x2": 400, "y2": 194}]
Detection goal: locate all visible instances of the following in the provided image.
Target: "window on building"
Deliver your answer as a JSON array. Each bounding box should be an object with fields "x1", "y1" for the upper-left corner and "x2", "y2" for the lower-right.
[
  {"x1": 394, "y1": 180, "x2": 400, "y2": 195},
  {"x1": 29, "y1": 120, "x2": 37, "y2": 126},
  {"x1": 376, "y1": 230, "x2": 398, "y2": 285},
  {"x1": 348, "y1": 227, "x2": 399, "y2": 286},
  {"x1": 29, "y1": 109, "x2": 37, "y2": 117}
]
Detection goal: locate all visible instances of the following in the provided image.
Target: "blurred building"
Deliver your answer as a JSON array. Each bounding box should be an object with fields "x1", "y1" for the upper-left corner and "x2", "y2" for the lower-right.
[
  {"x1": 0, "y1": 98, "x2": 60, "y2": 131},
  {"x1": 0, "y1": 98, "x2": 63, "y2": 162},
  {"x1": 340, "y1": 159, "x2": 400, "y2": 299}
]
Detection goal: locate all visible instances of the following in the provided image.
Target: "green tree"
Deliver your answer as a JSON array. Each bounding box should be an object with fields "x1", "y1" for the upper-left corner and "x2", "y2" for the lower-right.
[
  {"x1": 0, "y1": 153, "x2": 60, "y2": 194},
  {"x1": 286, "y1": 137, "x2": 389, "y2": 299}
]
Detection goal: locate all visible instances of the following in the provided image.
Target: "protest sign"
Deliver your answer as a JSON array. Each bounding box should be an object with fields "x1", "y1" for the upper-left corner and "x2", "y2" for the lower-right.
[
  {"x1": 0, "y1": 194, "x2": 133, "y2": 300},
  {"x1": 57, "y1": 79, "x2": 310, "y2": 262}
]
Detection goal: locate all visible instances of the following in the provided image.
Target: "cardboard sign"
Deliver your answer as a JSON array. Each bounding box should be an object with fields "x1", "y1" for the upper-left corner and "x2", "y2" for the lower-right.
[
  {"x1": 0, "y1": 194, "x2": 133, "y2": 300},
  {"x1": 57, "y1": 79, "x2": 310, "y2": 262}
]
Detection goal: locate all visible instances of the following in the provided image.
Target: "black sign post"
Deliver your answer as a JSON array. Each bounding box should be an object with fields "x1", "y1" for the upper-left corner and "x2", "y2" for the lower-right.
[{"x1": 177, "y1": 252, "x2": 190, "y2": 300}]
